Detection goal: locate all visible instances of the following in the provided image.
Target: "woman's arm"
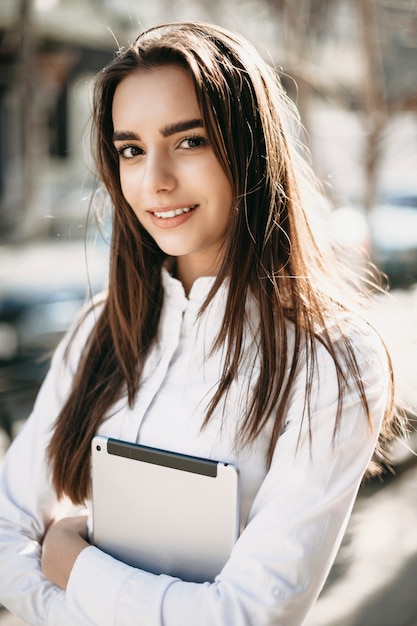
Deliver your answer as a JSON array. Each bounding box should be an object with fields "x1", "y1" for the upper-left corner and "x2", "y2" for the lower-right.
[{"x1": 0, "y1": 312, "x2": 98, "y2": 626}]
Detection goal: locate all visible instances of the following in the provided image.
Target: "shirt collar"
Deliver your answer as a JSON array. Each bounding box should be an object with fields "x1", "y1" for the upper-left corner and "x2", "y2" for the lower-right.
[{"x1": 161, "y1": 266, "x2": 219, "y2": 304}]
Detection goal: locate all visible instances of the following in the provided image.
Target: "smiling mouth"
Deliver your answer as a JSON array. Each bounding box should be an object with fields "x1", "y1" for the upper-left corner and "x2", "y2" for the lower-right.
[{"x1": 152, "y1": 205, "x2": 197, "y2": 219}]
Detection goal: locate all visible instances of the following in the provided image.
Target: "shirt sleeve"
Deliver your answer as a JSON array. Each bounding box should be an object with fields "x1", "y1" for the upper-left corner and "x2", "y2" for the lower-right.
[
  {"x1": 65, "y1": 323, "x2": 390, "y2": 626},
  {"x1": 0, "y1": 310, "x2": 98, "y2": 626}
]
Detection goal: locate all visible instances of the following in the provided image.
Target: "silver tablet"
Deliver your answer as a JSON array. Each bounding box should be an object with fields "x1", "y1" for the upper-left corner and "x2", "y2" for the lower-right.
[{"x1": 91, "y1": 435, "x2": 240, "y2": 583}]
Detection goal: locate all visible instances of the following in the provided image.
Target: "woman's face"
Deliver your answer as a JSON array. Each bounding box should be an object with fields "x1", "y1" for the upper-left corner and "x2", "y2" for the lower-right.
[{"x1": 112, "y1": 64, "x2": 233, "y2": 289}]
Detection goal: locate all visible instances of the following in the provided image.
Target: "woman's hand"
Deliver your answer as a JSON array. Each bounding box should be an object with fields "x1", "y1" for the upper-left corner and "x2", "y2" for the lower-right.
[{"x1": 41, "y1": 515, "x2": 90, "y2": 590}]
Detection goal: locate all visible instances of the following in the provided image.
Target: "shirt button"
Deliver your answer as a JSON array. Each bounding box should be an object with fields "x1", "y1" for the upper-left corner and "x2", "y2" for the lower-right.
[{"x1": 271, "y1": 586, "x2": 283, "y2": 598}]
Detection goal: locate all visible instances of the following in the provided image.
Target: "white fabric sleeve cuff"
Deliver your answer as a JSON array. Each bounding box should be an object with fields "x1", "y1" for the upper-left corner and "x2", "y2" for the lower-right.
[
  {"x1": 66, "y1": 545, "x2": 177, "y2": 626},
  {"x1": 46, "y1": 586, "x2": 85, "y2": 626}
]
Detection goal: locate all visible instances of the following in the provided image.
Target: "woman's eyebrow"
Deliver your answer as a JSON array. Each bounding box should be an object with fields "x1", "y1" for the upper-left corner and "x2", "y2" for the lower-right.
[
  {"x1": 112, "y1": 119, "x2": 204, "y2": 143},
  {"x1": 112, "y1": 131, "x2": 140, "y2": 142},
  {"x1": 161, "y1": 118, "x2": 204, "y2": 137}
]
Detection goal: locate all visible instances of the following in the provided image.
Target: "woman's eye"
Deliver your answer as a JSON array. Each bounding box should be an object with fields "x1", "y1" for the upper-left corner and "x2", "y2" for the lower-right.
[
  {"x1": 179, "y1": 136, "x2": 208, "y2": 150},
  {"x1": 116, "y1": 145, "x2": 143, "y2": 159}
]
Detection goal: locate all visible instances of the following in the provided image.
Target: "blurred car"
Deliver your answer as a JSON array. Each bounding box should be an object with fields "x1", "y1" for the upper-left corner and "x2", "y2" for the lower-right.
[
  {"x1": 368, "y1": 190, "x2": 417, "y2": 289},
  {"x1": 0, "y1": 221, "x2": 109, "y2": 439},
  {"x1": 332, "y1": 189, "x2": 417, "y2": 290}
]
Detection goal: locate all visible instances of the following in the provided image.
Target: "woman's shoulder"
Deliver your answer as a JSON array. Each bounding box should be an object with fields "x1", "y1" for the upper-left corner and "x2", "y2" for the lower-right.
[
  {"x1": 327, "y1": 309, "x2": 387, "y2": 360},
  {"x1": 55, "y1": 291, "x2": 108, "y2": 373},
  {"x1": 311, "y1": 309, "x2": 391, "y2": 394},
  {"x1": 71, "y1": 290, "x2": 107, "y2": 335}
]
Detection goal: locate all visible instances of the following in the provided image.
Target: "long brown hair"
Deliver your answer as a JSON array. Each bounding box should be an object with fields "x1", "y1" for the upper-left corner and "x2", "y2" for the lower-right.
[{"x1": 48, "y1": 22, "x2": 398, "y2": 504}]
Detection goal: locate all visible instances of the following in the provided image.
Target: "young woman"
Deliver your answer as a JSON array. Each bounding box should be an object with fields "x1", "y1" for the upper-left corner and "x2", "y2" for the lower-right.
[{"x1": 0, "y1": 21, "x2": 401, "y2": 625}]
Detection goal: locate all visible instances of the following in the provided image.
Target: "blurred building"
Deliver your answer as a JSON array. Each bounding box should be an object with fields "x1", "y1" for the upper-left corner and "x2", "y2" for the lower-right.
[
  {"x1": 0, "y1": 0, "x2": 117, "y2": 239},
  {"x1": 1, "y1": 0, "x2": 417, "y2": 242}
]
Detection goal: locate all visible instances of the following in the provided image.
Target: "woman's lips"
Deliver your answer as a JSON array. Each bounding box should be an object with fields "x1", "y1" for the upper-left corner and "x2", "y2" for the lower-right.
[
  {"x1": 153, "y1": 206, "x2": 195, "y2": 218},
  {"x1": 148, "y1": 205, "x2": 197, "y2": 227}
]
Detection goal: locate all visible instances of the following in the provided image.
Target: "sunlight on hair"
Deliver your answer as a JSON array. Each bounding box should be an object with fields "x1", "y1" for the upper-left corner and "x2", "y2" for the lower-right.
[{"x1": 35, "y1": 0, "x2": 59, "y2": 11}]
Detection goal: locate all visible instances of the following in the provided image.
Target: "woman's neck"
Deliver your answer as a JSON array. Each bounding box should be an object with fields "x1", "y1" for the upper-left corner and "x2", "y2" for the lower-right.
[{"x1": 173, "y1": 255, "x2": 220, "y2": 296}]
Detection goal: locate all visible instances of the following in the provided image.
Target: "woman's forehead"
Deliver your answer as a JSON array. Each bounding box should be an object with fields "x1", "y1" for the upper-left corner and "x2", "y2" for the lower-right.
[{"x1": 112, "y1": 66, "x2": 202, "y2": 132}]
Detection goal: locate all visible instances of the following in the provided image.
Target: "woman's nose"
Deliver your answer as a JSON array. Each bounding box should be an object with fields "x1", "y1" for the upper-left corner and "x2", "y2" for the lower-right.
[{"x1": 142, "y1": 152, "x2": 176, "y2": 194}]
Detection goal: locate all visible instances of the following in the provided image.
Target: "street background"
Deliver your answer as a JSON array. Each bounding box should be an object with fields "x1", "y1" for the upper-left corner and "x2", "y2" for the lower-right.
[{"x1": 1, "y1": 0, "x2": 417, "y2": 624}]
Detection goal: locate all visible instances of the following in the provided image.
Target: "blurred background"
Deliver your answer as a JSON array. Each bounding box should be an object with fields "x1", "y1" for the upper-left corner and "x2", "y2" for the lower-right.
[{"x1": 0, "y1": 1, "x2": 417, "y2": 624}]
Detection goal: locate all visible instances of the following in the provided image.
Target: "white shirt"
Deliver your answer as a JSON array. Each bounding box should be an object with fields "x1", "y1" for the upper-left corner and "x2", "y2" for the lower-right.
[{"x1": 0, "y1": 270, "x2": 390, "y2": 625}]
